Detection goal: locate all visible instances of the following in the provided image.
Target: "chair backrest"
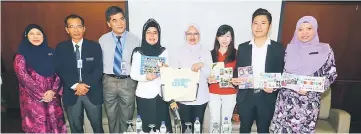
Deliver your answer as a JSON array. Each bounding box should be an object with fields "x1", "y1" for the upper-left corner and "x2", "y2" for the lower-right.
[{"x1": 318, "y1": 88, "x2": 331, "y2": 119}]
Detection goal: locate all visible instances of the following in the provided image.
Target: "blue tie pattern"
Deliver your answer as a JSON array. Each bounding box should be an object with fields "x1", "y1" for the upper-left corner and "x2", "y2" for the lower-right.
[{"x1": 113, "y1": 36, "x2": 122, "y2": 75}]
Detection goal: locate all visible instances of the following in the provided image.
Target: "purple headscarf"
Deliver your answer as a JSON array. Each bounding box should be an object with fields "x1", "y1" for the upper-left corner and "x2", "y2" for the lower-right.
[{"x1": 284, "y1": 16, "x2": 331, "y2": 75}]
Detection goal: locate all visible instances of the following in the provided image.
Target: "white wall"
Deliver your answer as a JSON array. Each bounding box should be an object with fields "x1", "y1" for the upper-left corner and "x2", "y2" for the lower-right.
[{"x1": 128, "y1": 0, "x2": 282, "y2": 52}]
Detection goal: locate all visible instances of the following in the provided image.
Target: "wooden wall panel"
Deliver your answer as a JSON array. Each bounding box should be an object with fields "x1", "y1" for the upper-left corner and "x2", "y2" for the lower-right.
[{"x1": 1, "y1": 2, "x2": 126, "y2": 108}]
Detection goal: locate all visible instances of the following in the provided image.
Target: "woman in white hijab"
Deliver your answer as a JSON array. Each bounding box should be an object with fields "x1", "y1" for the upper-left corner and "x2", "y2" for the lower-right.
[{"x1": 171, "y1": 24, "x2": 212, "y2": 133}]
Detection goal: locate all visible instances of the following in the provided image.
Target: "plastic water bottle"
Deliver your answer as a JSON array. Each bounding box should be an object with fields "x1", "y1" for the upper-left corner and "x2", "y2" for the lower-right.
[
  {"x1": 222, "y1": 117, "x2": 230, "y2": 133},
  {"x1": 136, "y1": 115, "x2": 143, "y2": 133},
  {"x1": 160, "y1": 121, "x2": 167, "y2": 134},
  {"x1": 194, "y1": 117, "x2": 201, "y2": 134},
  {"x1": 212, "y1": 122, "x2": 220, "y2": 133}
]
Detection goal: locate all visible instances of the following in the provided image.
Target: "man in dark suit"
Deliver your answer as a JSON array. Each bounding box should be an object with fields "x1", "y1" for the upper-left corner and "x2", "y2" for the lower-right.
[
  {"x1": 232, "y1": 8, "x2": 285, "y2": 133},
  {"x1": 54, "y1": 14, "x2": 104, "y2": 133}
]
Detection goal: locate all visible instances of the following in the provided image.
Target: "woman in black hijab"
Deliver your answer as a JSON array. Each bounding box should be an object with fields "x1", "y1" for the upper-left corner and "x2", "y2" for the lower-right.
[
  {"x1": 130, "y1": 18, "x2": 172, "y2": 133},
  {"x1": 14, "y1": 24, "x2": 67, "y2": 133}
]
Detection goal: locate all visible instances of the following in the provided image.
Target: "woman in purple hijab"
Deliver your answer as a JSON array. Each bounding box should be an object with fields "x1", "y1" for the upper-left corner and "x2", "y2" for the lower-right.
[
  {"x1": 269, "y1": 16, "x2": 337, "y2": 133},
  {"x1": 14, "y1": 24, "x2": 67, "y2": 133}
]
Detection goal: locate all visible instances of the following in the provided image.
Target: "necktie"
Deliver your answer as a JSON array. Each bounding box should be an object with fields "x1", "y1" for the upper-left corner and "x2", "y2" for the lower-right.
[
  {"x1": 113, "y1": 36, "x2": 123, "y2": 75},
  {"x1": 75, "y1": 45, "x2": 80, "y2": 60},
  {"x1": 75, "y1": 44, "x2": 82, "y2": 82}
]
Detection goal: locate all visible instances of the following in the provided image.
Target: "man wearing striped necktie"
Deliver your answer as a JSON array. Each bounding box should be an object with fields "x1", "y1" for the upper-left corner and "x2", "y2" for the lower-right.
[
  {"x1": 99, "y1": 6, "x2": 140, "y2": 133},
  {"x1": 55, "y1": 14, "x2": 104, "y2": 133}
]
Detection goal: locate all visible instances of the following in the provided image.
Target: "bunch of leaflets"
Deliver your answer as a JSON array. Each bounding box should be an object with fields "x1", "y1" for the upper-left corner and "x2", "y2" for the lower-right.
[
  {"x1": 210, "y1": 62, "x2": 234, "y2": 88},
  {"x1": 235, "y1": 68, "x2": 326, "y2": 92}
]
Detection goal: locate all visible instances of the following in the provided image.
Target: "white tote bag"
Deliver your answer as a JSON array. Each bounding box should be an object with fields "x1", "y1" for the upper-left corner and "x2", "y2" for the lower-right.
[{"x1": 160, "y1": 67, "x2": 200, "y2": 102}]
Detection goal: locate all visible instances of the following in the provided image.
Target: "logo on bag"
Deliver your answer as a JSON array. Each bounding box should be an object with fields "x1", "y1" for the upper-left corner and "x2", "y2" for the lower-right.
[{"x1": 172, "y1": 78, "x2": 191, "y2": 88}]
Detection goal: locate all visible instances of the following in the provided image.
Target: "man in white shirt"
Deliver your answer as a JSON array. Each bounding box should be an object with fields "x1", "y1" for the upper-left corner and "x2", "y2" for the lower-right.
[
  {"x1": 232, "y1": 8, "x2": 285, "y2": 133},
  {"x1": 98, "y1": 6, "x2": 140, "y2": 133}
]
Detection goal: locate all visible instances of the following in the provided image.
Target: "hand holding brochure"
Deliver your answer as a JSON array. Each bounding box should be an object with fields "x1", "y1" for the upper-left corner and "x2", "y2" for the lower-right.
[
  {"x1": 281, "y1": 73, "x2": 301, "y2": 91},
  {"x1": 234, "y1": 68, "x2": 326, "y2": 92},
  {"x1": 210, "y1": 62, "x2": 225, "y2": 83},
  {"x1": 140, "y1": 55, "x2": 166, "y2": 76},
  {"x1": 237, "y1": 66, "x2": 254, "y2": 89},
  {"x1": 259, "y1": 73, "x2": 282, "y2": 88},
  {"x1": 219, "y1": 67, "x2": 233, "y2": 88},
  {"x1": 298, "y1": 75, "x2": 326, "y2": 92},
  {"x1": 210, "y1": 62, "x2": 233, "y2": 88},
  {"x1": 281, "y1": 72, "x2": 326, "y2": 92}
]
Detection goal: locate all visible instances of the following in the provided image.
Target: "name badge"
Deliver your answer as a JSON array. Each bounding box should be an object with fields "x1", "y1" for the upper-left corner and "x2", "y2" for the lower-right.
[
  {"x1": 309, "y1": 52, "x2": 319, "y2": 55},
  {"x1": 121, "y1": 61, "x2": 126, "y2": 70},
  {"x1": 120, "y1": 61, "x2": 127, "y2": 75},
  {"x1": 86, "y1": 57, "x2": 94, "y2": 61},
  {"x1": 77, "y1": 60, "x2": 83, "y2": 68},
  {"x1": 198, "y1": 56, "x2": 203, "y2": 63}
]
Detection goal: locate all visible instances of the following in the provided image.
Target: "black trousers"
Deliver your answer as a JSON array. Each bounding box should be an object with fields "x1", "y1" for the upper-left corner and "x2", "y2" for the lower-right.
[
  {"x1": 178, "y1": 103, "x2": 208, "y2": 133},
  {"x1": 237, "y1": 91, "x2": 275, "y2": 133},
  {"x1": 136, "y1": 95, "x2": 172, "y2": 133},
  {"x1": 65, "y1": 95, "x2": 104, "y2": 133}
]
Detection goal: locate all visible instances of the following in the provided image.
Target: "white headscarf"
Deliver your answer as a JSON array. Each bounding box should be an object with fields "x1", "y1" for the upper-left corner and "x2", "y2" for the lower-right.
[{"x1": 184, "y1": 23, "x2": 201, "y2": 51}]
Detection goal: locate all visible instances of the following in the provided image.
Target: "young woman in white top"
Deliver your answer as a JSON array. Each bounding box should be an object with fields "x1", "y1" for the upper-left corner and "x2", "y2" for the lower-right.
[{"x1": 130, "y1": 18, "x2": 172, "y2": 133}]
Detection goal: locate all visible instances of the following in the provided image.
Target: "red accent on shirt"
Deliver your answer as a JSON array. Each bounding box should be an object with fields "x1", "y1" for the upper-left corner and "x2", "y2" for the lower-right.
[{"x1": 209, "y1": 52, "x2": 237, "y2": 95}]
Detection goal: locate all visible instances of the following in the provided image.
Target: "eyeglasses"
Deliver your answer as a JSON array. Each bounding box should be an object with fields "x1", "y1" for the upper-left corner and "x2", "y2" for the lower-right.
[
  {"x1": 186, "y1": 32, "x2": 199, "y2": 36},
  {"x1": 146, "y1": 31, "x2": 158, "y2": 35},
  {"x1": 67, "y1": 25, "x2": 84, "y2": 29}
]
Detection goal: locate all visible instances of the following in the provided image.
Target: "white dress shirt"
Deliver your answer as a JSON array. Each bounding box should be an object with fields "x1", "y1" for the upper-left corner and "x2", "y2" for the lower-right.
[
  {"x1": 250, "y1": 38, "x2": 271, "y2": 89},
  {"x1": 130, "y1": 50, "x2": 170, "y2": 99},
  {"x1": 71, "y1": 38, "x2": 83, "y2": 90},
  {"x1": 99, "y1": 31, "x2": 141, "y2": 75}
]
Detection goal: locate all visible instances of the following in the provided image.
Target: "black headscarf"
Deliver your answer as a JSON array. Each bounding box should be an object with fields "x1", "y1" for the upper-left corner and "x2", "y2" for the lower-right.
[
  {"x1": 139, "y1": 18, "x2": 164, "y2": 56},
  {"x1": 17, "y1": 24, "x2": 55, "y2": 77}
]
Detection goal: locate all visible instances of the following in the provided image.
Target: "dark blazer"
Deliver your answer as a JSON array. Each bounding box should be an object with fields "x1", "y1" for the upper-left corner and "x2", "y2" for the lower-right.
[
  {"x1": 234, "y1": 40, "x2": 285, "y2": 104},
  {"x1": 54, "y1": 39, "x2": 103, "y2": 106}
]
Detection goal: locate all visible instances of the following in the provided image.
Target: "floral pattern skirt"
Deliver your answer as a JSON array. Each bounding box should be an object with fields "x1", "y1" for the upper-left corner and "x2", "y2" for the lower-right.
[{"x1": 270, "y1": 89, "x2": 321, "y2": 133}]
